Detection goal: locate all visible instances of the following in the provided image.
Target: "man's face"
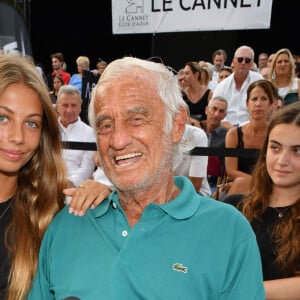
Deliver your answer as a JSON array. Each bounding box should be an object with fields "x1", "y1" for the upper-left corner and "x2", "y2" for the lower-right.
[
  {"x1": 93, "y1": 71, "x2": 178, "y2": 191},
  {"x1": 52, "y1": 58, "x2": 62, "y2": 71},
  {"x1": 233, "y1": 49, "x2": 253, "y2": 76},
  {"x1": 206, "y1": 99, "x2": 227, "y2": 127},
  {"x1": 56, "y1": 93, "x2": 81, "y2": 127},
  {"x1": 258, "y1": 55, "x2": 268, "y2": 69},
  {"x1": 213, "y1": 54, "x2": 225, "y2": 71}
]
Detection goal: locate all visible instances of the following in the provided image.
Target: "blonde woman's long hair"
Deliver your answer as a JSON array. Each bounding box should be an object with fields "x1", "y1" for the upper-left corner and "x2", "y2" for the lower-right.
[{"x1": 0, "y1": 54, "x2": 67, "y2": 300}]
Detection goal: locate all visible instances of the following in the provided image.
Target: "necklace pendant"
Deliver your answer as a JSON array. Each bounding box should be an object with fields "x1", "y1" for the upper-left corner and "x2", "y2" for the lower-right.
[{"x1": 271, "y1": 206, "x2": 290, "y2": 218}]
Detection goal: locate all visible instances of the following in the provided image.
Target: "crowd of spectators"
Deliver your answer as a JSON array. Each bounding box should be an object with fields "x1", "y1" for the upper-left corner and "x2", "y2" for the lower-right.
[{"x1": 1, "y1": 46, "x2": 300, "y2": 299}]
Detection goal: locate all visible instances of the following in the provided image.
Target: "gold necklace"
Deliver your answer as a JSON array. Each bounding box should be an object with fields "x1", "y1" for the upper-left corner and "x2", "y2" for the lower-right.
[
  {"x1": 271, "y1": 206, "x2": 291, "y2": 218},
  {"x1": 0, "y1": 198, "x2": 13, "y2": 221}
]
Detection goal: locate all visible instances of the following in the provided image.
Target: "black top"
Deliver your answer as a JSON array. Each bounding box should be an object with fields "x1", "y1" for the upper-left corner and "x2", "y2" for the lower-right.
[
  {"x1": 182, "y1": 89, "x2": 210, "y2": 121},
  {"x1": 236, "y1": 127, "x2": 259, "y2": 174},
  {"x1": 50, "y1": 93, "x2": 57, "y2": 105},
  {"x1": 224, "y1": 194, "x2": 300, "y2": 280},
  {"x1": 0, "y1": 197, "x2": 13, "y2": 299}
]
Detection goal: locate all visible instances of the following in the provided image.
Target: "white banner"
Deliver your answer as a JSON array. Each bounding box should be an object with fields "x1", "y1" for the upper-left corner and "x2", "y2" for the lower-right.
[{"x1": 112, "y1": 0, "x2": 273, "y2": 34}]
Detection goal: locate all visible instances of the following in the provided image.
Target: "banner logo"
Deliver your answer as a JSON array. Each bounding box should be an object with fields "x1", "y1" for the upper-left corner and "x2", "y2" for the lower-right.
[
  {"x1": 126, "y1": 0, "x2": 144, "y2": 14},
  {"x1": 115, "y1": 0, "x2": 149, "y2": 32}
]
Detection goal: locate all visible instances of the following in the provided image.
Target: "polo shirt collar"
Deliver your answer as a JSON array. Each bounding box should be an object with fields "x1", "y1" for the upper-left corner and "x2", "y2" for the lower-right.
[
  {"x1": 159, "y1": 176, "x2": 201, "y2": 219},
  {"x1": 91, "y1": 189, "x2": 118, "y2": 218},
  {"x1": 91, "y1": 176, "x2": 201, "y2": 220},
  {"x1": 204, "y1": 124, "x2": 222, "y2": 136}
]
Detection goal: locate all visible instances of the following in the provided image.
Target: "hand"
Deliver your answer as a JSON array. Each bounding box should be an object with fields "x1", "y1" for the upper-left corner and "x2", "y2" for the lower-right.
[
  {"x1": 63, "y1": 179, "x2": 112, "y2": 216},
  {"x1": 218, "y1": 181, "x2": 232, "y2": 193},
  {"x1": 216, "y1": 182, "x2": 232, "y2": 201}
]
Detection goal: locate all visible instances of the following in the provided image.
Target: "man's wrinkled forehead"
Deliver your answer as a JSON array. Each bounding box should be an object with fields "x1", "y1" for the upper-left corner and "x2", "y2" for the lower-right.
[
  {"x1": 96, "y1": 72, "x2": 156, "y2": 99},
  {"x1": 93, "y1": 83, "x2": 163, "y2": 128},
  {"x1": 236, "y1": 49, "x2": 252, "y2": 58},
  {"x1": 94, "y1": 78, "x2": 159, "y2": 115}
]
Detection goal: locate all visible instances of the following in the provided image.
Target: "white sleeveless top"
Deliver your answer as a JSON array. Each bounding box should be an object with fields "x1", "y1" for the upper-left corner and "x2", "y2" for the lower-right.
[{"x1": 278, "y1": 77, "x2": 299, "y2": 104}]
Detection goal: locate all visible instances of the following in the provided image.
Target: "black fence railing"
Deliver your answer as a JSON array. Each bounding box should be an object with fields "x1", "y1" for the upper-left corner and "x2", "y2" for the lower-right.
[{"x1": 62, "y1": 141, "x2": 260, "y2": 159}]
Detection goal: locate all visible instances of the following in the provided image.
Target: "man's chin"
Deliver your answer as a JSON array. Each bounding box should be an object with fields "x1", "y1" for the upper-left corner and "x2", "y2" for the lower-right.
[{"x1": 112, "y1": 175, "x2": 150, "y2": 192}]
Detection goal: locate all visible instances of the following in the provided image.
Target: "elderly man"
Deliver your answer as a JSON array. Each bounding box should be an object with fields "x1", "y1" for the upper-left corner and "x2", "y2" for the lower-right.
[
  {"x1": 56, "y1": 85, "x2": 95, "y2": 187},
  {"x1": 29, "y1": 57, "x2": 265, "y2": 299},
  {"x1": 213, "y1": 45, "x2": 263, "y2": 128}
]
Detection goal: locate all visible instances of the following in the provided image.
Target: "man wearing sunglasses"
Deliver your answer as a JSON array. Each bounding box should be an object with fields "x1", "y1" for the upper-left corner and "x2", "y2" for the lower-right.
[{"x1": 212, "y1": 45, "x2": 263, "y2": 129}]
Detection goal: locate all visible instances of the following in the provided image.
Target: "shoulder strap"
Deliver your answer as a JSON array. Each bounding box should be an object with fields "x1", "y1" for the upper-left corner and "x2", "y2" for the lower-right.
[{"x1": 236, "y1": 127, "x2": 244, "y2": 148}]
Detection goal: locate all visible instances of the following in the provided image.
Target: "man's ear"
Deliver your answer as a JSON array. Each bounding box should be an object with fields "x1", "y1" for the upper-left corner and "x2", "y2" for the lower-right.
[{"x1": 172, "y1": 107, "x2": 188, "y2": 143}]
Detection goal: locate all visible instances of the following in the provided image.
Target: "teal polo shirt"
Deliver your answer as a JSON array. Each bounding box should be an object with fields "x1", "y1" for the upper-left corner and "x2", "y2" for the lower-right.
[{"x1": 28, "y1": 176, "x2": 265, "y2": 300}]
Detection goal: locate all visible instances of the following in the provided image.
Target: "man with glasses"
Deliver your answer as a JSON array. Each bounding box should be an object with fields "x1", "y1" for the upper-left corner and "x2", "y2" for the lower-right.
[{"x1": 212, "y1": 45, "x2": 263, "y2": 128}]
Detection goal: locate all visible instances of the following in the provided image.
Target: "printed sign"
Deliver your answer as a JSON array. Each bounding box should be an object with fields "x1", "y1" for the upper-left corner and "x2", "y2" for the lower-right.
[{"x1": 112, "y1": 0, "x2": 273, "y2": 34}]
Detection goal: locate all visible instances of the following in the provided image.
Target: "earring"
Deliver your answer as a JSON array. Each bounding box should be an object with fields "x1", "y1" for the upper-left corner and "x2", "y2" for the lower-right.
[{"x1": 271, "y1": 70, "x2": 276, "y2": 80}]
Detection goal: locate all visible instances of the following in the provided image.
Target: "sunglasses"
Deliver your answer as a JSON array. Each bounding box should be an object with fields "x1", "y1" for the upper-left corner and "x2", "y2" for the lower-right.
[{"x1": 236, "y1": 57, "x2": 252, "y2": 64}]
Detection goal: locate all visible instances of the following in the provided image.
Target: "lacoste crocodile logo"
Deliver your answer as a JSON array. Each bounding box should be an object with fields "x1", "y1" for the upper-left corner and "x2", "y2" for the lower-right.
[{"x1": 172, "y1": 263, "x2": 188, "y2": 273}]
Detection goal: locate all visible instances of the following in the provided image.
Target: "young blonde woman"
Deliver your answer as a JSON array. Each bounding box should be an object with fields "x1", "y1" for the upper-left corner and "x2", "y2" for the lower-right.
[
  {"x1": 269, "y1": 48, "x2": 300, "y2": 105},
  {"x1": 0, "y1": 54, "x2": 108, "y2": 299},
  {"x1": 0, "y1": 54, "x2": 67, "y2": 299}
]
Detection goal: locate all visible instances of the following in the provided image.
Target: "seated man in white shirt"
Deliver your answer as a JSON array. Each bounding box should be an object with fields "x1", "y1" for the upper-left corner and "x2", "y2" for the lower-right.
[
  {"x1": 173, "y1": 124, "x2": 211, "y2": 196},
  {"x1": 56, "y1": 85, "x2": 96, "y2": 187},
  {"x1": 212, "y1": 45, "x2": 263, "y2": 128}
]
